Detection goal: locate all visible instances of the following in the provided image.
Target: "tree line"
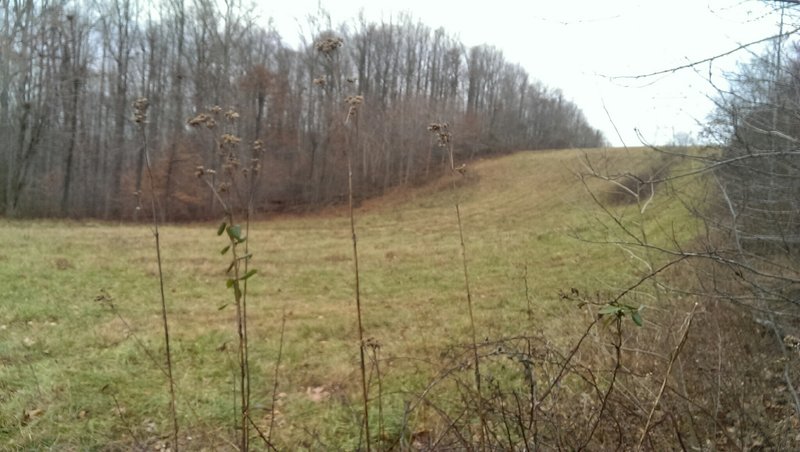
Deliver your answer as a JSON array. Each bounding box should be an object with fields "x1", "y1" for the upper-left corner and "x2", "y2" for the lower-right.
[
  {"x1": 695, "y1": 24, "x2": 800, "y2": 333},
  {"x1": 0, "y1": 0, "x2": 605, "y2": 220},
  {"x1": 708, "y1": 40, "x2": 800, "y2": 253}
]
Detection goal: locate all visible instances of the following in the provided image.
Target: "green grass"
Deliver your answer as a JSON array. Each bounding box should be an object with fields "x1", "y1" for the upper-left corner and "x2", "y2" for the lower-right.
[{"x1": 0, "y1": 147, "x2": 703, "y2": 449}]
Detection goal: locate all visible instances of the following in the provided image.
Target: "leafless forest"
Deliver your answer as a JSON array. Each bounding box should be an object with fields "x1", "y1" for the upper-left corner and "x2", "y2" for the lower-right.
[{"x1": 0, "y1": 0, "x2": 604, "y2": 220}]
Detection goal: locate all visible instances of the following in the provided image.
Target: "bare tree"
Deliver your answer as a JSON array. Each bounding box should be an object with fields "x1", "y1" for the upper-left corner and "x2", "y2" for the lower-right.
[
  {"x1": 60, "y1": 10, "x2": 90, "y2": 215},
  {"x1": 0, "y1": 2, "x2": 604, "y2": 219}
]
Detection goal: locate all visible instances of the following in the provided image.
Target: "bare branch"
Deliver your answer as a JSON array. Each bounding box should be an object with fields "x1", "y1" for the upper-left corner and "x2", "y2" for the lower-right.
[{"x1": 612, "y1": 25, "x2": 800, "y2": 80}]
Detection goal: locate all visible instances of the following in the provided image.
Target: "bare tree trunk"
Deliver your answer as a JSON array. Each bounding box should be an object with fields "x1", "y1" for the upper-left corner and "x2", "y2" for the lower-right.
[
  {"x1": 0, "y1": 0, "x2": 13, "y2": 213},
  {"x1": 60, "y1": 80, "x2": 80, "y2": 216},
  {"x1": 104, "y1": 0, "x2": 133, "y2": 220},
  {"x1": 163, "y1": 0, "x2": 185, "y2": 222},
  {"x1": 61, "y1": 16, "x2": 84, "y2": 216}
]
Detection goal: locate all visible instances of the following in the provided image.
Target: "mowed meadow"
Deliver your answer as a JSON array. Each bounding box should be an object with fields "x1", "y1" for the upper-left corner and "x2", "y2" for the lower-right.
[{"x1": 0, "y1": 147, "x2": 697, "y2": 449}]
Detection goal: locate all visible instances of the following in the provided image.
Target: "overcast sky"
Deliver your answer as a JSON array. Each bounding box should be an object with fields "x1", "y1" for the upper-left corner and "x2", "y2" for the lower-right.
[{"x1": 259, "y1": 1, "x2": 785, "y2": 147}]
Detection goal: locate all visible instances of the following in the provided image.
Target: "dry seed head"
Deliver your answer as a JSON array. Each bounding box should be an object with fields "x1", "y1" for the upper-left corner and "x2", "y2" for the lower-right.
[
  {"x1": 187, "y1": 113, "x2": 208, "y2": 127},
  {"x1": 225, "y1": 109, "x2": 240, "y2": 121},
  {"x1": 187, "y1": 113, "x2": 217, "y2": 129},
  {"x1": 312, "y1": 77, "x2": 326, "y2": 87},
  {"x1": 133, "y1": 97, "x2": 148, "y2": 111},
  {"x1": 345, "y1": 95, "x2": 364, "y2": 120},
  {"x1": 195, "y1": 166, "x2": 205, "y2": 178},
  {"x1": 314, "y1": 36, "x2": 343, "y2": 55},
  {"x1": 345, "y1": 95, "x2": 364, "y2": 107},
  {"x1": 364, "y1": 337, "x2": 381, "y2": 349},
  {"x1": 427, "y1": 122, "x2": 451, "y2": 147},
  {"x1": 132, "y1": 97, "x2": 149, "y2": 124},
  {"x1": 221, "y1": 134, "x2": 241, "y2": 146},
  {"x1": 218, "y1": 182, "x2": 231, "y2": 193},
  {"x1": 210, "y1": 105, "x2": 222, "y2": 114}
]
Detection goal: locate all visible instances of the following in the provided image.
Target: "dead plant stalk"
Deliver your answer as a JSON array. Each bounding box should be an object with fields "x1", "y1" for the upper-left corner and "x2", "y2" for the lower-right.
[
  {"x1": 637, "y1": 303, "x2": 699, "y2": 450},
  {"x1": 267, "y1": 312, "x2": 287, "y2": 442},
  {"x1": 429, "y1": 122, "x2": 486, "y2": 447},
  {"x1": 134, "y1": 97, "x2": 179, "y2": 451},
  {"x1": 345, "y1": 99, "x2": 371, "y2": 452}
]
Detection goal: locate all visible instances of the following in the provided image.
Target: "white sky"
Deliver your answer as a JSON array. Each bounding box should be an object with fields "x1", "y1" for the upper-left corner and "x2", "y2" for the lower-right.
[{"x1": 258, "y1": 1, "x2": 785, "y2": 147}]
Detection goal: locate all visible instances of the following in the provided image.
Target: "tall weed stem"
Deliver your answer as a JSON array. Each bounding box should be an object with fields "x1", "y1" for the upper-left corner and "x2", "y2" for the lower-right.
[
  {"x1": 134, "y1": 97, "x2": 179, "y2": 450},
  {"x1": 345, "y1": 99, "x2": 371, "y2": 451}
]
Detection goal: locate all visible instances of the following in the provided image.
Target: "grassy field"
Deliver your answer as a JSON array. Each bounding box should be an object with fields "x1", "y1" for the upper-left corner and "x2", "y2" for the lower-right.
[{"x1": 0, "y1": 147, "x2": 696, "y2": 449}]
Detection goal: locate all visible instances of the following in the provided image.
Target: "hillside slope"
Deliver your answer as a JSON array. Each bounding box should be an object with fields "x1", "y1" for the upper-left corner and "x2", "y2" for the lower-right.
[{"x1": 0, "y1": 147, "x2": 689, "y2": 448}]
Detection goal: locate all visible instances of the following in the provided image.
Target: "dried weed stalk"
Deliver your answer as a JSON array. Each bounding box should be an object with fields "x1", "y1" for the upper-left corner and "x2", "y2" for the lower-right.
[
  {"x1": 133, "y1": 97, "x2": 179, "y2": 451},
  {"x1": 344, "y1": 89, "x2": 371, "y2": 452},
  {"x1": 313, "y1": 34, "x2": 373, "y2": 450},
  {"x1": 428, "y1": 121, "x2": 487, "y2": 447}
]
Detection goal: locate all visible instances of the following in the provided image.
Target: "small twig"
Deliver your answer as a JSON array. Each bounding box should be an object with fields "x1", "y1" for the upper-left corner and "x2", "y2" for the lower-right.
[
  {"x1": 611, "y1": 25, "x2": 800, "y2": 80},
  {"x1": 267, "y1": 312, "x2": 287, "y2": 442},
  {"x1": 423, "y1": 397, "x2": 471, "y2": 450},
  {"x1": 523, "y1": 264, "x2": 532, "y2": 320},
  {"x1": 637, "y1": 303, "x2": 699, "y2": 450},
  {"x1": 369, "y1": 343, "x2": 385, "y2": 448},
  {"x1": 103, "y1": 297, "x2": 167, "y2": 376},
  {"x1": 496, "y1": 386, "x2": 516, "y2": 449},
  {"x1": 663, "y1": 384, "x2": 742, "y2": 451},
  {"x1": 766, "y1": 311, "x2": 800, "y2": 417},
  {"x1": 648, "y1": 150, "x2": 800, "y2": 184},
  {"x1": 247, "y1": 414, "x2": 279, "y2": 452},
  {"x1": 640, "y1": 182, "x2": 656, "y2": 214},
  {"x1": 511, "y1": 390, "x2": 532, "y2": 452},
  {"x1": 578, "y1": 316, "x2": 623, "y2": 451},
  {"x1": 669, "y1": 411, "x2": 689, "y2": 452},
  {"x1": 103, "y1": 385, "x2": 142, "y2": 448},
  {"x1": 601, "y1": 97, "x2": 628, "y2": 149},
  {"x1": 538, "y1": 316, "x2": 600, "y2": 403}
]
